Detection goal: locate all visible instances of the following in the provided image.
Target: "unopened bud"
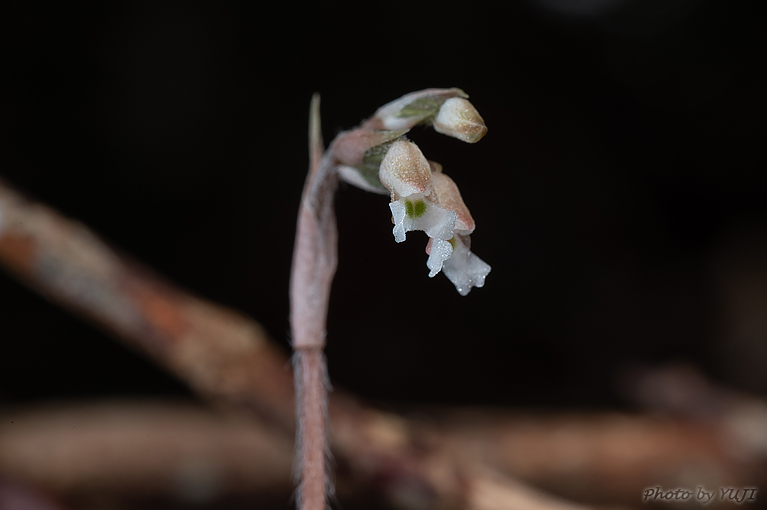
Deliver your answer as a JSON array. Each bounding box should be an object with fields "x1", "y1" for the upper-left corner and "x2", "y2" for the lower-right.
[
  {"x1": 370, "y1": 88, "x2": 468, "y2": 131},
  {"x1": 432, "y1": 97, "x2": 487, "y2": 143}
]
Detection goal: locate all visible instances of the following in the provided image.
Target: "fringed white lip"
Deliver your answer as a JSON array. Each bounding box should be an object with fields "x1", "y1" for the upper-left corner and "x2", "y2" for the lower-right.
[
  {"x1": 425, "y1": 235, "x2": 491, "y2": 295},
  {"x1": 378, "y1": 138, "x2": 490, "y2": 295},
  {"x1": 389, "y1": 194, "x2": 456, "y2": 244},
  {"x1": 441, "y1": 235, "x2": 491, "y2": 296}
]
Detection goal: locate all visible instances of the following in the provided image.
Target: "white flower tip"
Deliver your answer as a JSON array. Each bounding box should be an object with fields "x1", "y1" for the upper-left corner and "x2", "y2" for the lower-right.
[
  {"x1": 426, "y1": 238, "x2": 453, "y2": 277},
  {"x1": 450, "y1": 257, "x2": 491, "y2": 295},
  {"x1": 379, "y1": 139, "x2": 433, "y2": 199},
  {"x1": 442, "y1": 237, "x2": 491, "y2": 296},
  {"x1": 433, "y1": 97, "x2": 487, "y2": 143}
]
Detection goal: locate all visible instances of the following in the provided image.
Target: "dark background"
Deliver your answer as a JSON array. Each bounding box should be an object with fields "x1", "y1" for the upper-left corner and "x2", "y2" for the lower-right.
[{"x1": 1, "y1": 0, "x2": 764, "y2": 411}]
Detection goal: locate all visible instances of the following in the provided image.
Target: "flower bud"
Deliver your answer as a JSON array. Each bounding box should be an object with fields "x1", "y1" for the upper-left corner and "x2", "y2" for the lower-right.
[
  {"x1": 369, "y1": 88, "x2": 469, "y2": 131},
  {"x1": 378, "y1": 139, "x2": 433, "y2": 199},
  {"x1": 432, "y1": 97, "x2": 487, "y2": 143}
]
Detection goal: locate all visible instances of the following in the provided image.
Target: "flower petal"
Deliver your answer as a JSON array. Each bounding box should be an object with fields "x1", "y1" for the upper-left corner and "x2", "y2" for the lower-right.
[
  {"x1": 389, "y1": 194, "x2": 456, "y2": 243},
  {"x1": 441, "y1": 235, "x2": 491, "y2": 296},
  {"x1": 431, "y1": 172, "x2": 475, "y2": 234},
  {"x1": 425, "y1": 237, "x2": 454, "y2": 277}
]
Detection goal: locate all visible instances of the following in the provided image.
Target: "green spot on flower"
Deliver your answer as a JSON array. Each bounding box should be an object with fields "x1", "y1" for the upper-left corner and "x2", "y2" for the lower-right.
[
  {"x1": 448, "y1": 237, "x2": 457, "y2": 248},
  {"x1": 413, "y1": 199, "x2": 426, "y2": 218},
  {"x1": 405, "y1": 199, "x2": 415, "y2": 218},
  {"x1": 404, "y1": 199, "x2": 426, "y2": 219}
]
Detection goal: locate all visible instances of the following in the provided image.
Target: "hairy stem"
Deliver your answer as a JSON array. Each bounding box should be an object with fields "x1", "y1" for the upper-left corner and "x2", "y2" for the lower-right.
[
  {"x1": 293, "y1": 348, "x2": 331, "y2": 510},
  {"x1": 289, "y1": 94, "x2": 337, "y2": 509}
]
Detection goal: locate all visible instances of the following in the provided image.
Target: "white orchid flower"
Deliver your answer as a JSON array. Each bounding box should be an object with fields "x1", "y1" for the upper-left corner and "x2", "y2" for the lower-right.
[
  {"x1": 332, "y1": 89, "x2": 490, "y2": 295},
  {"x1": 376, "y1": 140, "x2": 490, "y2": 295},
  {"x1": 378, "y1": 139, "x2": 457, "y2": 243}
]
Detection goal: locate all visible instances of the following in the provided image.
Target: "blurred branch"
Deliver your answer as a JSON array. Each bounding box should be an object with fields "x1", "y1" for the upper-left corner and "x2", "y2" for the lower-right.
[
  {"x1": 1, "y1": 400, "x2": 765, "y2": 509},
  {"x1": 0, "y1": 177, "x2": 588, "y2": 509},
  {"x1": 0, "y1": 478, "x2": 72, "y2": 510},
  {"x1": 3, "y1": 179, "x2": 765, "y2": 508},
  {"x1": 0, "y1": 178, "x2": 296, "y2": 430},
  {"x1": 0, "y1": 401, "x2": 293, "y2": 504},
  {"x1": 437, "y1": 408, "x2": 765, "y2": 507},
  {"x1": 627, "y1": 363, "x2": 767, "y2": 460}
]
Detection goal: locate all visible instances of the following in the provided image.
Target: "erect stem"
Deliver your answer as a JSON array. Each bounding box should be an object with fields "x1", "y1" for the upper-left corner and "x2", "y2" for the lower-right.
[
  {"x1": 289, "y1": 94, "x2": 337, "y2": 509},
  {"x1": 292, "y1": 347, "x2": 330, "y2": 510}
]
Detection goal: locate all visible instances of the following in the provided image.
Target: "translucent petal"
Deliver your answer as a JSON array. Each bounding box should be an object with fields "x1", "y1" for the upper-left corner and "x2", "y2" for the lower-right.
[
  {"x1": 442, "y1": 236, "x2": 491, "y2": 296},
  {"x1": 426, "y1": 238, "x2": 454, "y2": 277}
]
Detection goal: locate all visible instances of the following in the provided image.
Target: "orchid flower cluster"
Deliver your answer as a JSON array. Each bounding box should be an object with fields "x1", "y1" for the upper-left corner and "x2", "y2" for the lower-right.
[{"x1": 334, "y1": 88, "x2": 491, "y2": 295}]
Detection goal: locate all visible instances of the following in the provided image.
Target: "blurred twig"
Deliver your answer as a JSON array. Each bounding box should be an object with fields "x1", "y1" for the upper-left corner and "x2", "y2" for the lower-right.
[
  {"x1": 1, "y1": 399, "x2": 765, "y2": 508},
  {"x1": 437, "y1": 407, "x2": 765, "y2": 507},
  {"x1": 3, "y1": 180, "x2": 766, "y2": 508},
  {"x1": 0, "y1": 401, "x2": 293, "y2": 504},
  {"x1": 0, "y1": 478, "x2": 71, "y2": 510},
  {"x1": 0, "y1": 177, "x2": 589, "y2": 509},
  {"x1": 627, "y1": 363, "x2": 767, "y2": 460}
]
